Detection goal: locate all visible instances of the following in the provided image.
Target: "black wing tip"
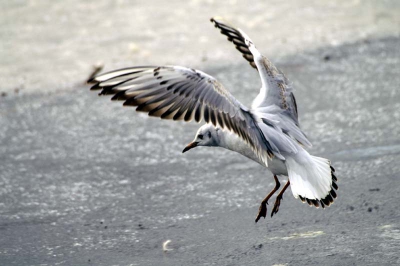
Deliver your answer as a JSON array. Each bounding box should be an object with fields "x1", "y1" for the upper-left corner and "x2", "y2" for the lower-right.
[
  {"x1": 111, "y1": 90, "x2": 128, "y2": 101},
  {"x1": 90, "y1": 83, "x2": 102, "y2": 91},
  {"x1": 210, "y1": 17, "x2": 222, "y2": 24},
  {"x1": 86, "y1": 64, "x2": 104, "y2": 84},
  {"x1": 210, "y1": 17, "x2": 232, "y2": 30},
  {"x1": 87, "y1": 75, "x2": 102, "y2": 84},
  {"x1": 210, "y1": 17, "x2": 257, "y2": 70},
  {"x1": 87, "y1": 77, "x2": 96, "y2": 84}
]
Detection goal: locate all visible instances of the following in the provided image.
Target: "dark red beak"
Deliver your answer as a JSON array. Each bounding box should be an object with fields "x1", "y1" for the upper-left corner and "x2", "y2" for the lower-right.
[{"x1": 182, "y1": 142, "x2": 199, "y2": 153}]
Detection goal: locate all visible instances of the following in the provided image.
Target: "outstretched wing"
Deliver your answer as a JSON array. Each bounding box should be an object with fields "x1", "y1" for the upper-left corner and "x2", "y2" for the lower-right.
[
  {"x1": 88, "y1": 66, "x2": 275, "y2": 163},
  {"x1": 211, "y1": 17, "x2": 298, "y2": 120},
  {"x1": 211, "y1": 17, "x2": 310, "y2": 147},
  {"x1": 210, "y1": 17, "x2": 256, "y2": 69}
]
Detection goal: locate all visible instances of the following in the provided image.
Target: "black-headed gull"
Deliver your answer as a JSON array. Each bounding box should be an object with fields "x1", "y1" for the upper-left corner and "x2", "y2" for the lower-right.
[{"x1": 88, "y1": 17, "x2": 338, "y2": 222}]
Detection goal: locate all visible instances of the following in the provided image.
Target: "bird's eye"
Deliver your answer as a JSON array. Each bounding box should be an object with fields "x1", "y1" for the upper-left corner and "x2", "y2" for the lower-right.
[
  {"x1": 198, "y1": 134, "x2": 203, "y2": 140},
  {"x1": 207, "y1": 131, "x2": 211, "y2": 138}
]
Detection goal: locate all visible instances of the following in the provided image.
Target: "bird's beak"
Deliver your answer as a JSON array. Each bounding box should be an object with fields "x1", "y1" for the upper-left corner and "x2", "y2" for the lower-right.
[{"x1": 182, "y1": 141, "x2": 199, "y2": 153}]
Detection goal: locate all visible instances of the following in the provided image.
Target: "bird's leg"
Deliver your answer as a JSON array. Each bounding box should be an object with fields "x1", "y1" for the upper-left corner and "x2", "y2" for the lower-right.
[
  {"x1": 271, "y1": 180, "x2": 290, "y2": 217},
  {"x1": 255, "y1": 175, "x2": 280, "y2": 223}
]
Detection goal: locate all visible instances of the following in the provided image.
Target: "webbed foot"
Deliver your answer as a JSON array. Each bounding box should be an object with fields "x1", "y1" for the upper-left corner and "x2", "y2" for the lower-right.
[{"x1": 255, "y1": 202, "x2": 268, "y2": 223}]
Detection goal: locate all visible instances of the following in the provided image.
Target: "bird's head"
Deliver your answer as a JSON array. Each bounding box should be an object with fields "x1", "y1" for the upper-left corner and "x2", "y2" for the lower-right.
[{"x1": 182, "y1": 124, "x2": 219, "y2": 153}]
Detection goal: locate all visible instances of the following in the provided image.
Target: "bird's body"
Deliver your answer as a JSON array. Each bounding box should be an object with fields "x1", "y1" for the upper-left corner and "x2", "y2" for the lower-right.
[
  {"x1": 88, "y1": 17, "x2": 338, "y2": 222},
  {"x1": 206, "y1": 127, "x2": 288, "y2": 175}
]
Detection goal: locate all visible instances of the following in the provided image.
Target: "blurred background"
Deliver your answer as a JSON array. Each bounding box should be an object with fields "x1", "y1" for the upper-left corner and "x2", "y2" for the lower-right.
[
  {"x1": 1, "y1": 1, "x2": 399, "y2": 265},
  {"x1": 1, "y1": 0, "x2": 398, "y2": 93}
]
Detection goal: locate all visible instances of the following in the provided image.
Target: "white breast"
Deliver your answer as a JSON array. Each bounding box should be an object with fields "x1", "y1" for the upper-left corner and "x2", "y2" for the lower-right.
[{"x1": 218, "y1": 129, "x2": 288, "y2": 176}]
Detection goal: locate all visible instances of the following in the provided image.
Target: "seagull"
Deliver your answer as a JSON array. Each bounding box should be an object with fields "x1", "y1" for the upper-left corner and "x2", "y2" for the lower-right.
[{"x1": 87, "y1": 17, "x2": 338, "y2": 222}]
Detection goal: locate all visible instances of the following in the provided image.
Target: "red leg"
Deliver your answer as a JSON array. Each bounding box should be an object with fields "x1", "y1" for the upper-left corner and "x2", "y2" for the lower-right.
[
  {"x1": 255, "y1": 175, "x2": 280, "y2": 223},
  {"x1": 271, "y1": 180, "x2": 290, "y2": 217}
]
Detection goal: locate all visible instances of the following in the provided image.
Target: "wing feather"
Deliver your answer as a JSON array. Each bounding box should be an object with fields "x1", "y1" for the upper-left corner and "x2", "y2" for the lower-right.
[
  {"x1": 210, "y1": 17, "x2": 256, "y2": 69},
  {"x1": 211, "y1": 17, "x2": 310, "y2": 148},
  {"x1": 88, "y1": 66, "x2": 275, "y2": 163}
]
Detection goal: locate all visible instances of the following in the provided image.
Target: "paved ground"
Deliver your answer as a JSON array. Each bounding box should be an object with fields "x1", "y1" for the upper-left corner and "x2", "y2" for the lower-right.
[
  {"x1": 1, "y1": 1, "x2": 400, "y2": 266},
  {"x1": 1, "y1": 0, "x2": 399, "y2": 93}
]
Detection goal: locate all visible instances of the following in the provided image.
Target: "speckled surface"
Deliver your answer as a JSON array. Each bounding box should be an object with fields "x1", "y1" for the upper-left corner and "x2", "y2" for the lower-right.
[{"x1": 1, "y1": 1, "x2": 400, "y2": 265}]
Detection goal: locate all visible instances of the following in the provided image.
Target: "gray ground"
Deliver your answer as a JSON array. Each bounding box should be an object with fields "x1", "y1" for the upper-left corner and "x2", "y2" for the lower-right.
[{"x1": 1, "y1": 1, "x2": 400, "y2": 266}]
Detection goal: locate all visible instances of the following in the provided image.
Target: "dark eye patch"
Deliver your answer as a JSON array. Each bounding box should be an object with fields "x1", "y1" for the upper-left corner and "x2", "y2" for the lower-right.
[
  {"x1": 198, "y1": 134, "x2": 203, "y2": 140},
  {"x1": 207, "y1": 131, "x2": 211, "y2": 138}
]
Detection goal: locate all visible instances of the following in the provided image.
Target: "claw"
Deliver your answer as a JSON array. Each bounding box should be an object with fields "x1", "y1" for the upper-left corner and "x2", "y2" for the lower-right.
[
  {"x1": 271, "y1": 196, "x2": 282, "y2": 217},
  {"x1": 255, "y1": 203, "x2": 267, "y2": 223}
]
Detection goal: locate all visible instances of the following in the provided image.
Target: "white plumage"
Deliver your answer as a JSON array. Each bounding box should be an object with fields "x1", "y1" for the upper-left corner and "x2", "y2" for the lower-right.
[{"x1": 87, "y1": 17, "x2": 338, "y2": 222}]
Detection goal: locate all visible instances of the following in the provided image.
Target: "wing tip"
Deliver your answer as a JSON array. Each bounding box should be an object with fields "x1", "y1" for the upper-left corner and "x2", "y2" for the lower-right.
[
  {"x1": 86, "y1": 64, "x2": 104, "y2": 84},
  {"x1": 210, "y1": 16, "x2": 233, "y2": 30},
  {"x1": 210, "y1": 16, "x2": 223, "y2": 23},
  {"x1": 89, "y1": 83, "x2": 101, "y2": 91}
]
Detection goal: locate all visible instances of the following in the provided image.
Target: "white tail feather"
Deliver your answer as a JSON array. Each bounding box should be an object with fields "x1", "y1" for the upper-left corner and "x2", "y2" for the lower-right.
[{"x1": 285, "y1": 150, "x2": 333, "y2": 201}]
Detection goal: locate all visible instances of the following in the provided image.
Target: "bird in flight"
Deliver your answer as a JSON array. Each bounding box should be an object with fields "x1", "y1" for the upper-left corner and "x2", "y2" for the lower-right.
[{"x1": 87, "y1": 17, "x2": 338, "y2": 222}]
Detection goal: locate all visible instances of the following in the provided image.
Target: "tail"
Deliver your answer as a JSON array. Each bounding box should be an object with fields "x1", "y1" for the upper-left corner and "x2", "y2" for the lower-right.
[{"x1": 285, "y1": 151, "x2": 338, "y2": 208}]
